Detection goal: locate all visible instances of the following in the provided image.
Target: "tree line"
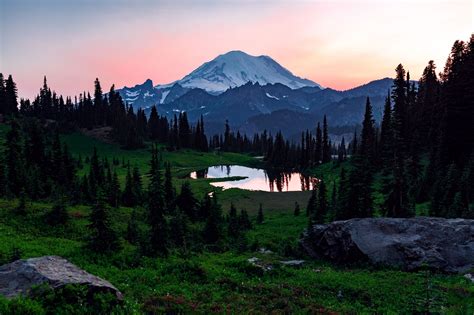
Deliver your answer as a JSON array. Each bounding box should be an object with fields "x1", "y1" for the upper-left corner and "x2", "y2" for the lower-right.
[
  {"x1": 306, "y1": 35, "x2": 474, "y2": 223},
  {"x1": 0, "y1": 76, "x2": 208, "y2": 151}
]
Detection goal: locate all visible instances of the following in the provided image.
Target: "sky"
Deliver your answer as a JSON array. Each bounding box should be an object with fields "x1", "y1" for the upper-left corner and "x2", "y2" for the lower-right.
[{"x1": 1, "y1": 0, "x2": 473, "y2": 99}]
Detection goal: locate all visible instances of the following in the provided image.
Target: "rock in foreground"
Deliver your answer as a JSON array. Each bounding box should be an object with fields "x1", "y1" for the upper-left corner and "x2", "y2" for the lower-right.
[
  {"x1": 0, "y1": 256, "x2": 122, "y2": 299},
  {"x1": 301, "y1": 217, "x2": 474, "y2": 273}
]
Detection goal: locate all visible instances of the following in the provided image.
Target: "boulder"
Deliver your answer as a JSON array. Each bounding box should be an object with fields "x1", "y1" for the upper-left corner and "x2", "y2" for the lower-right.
[
  {"x1": 0, "y1": 256, "x2": 122, "y2": 299},
  {"x1": 300, "y1": 217, "x2": 474, "y2": 273}
]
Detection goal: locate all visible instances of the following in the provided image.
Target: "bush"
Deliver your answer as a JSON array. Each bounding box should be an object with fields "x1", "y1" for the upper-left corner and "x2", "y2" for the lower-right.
[
  {"x1": 0, "y1": 296, "x2": 46, "y2": 315},
  {"x1": 162, "y1": 260, "x2": 207, "y2": 283}
]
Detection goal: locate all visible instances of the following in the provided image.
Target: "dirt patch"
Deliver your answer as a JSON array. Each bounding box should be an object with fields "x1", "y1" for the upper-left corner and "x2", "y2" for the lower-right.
[{"x1": 80, "y1": 127, "x2": 115, "y2": 144}]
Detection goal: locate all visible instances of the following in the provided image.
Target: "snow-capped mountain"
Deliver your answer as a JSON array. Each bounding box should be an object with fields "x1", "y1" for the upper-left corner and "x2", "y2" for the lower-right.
[
  {"x1": 117, "y1": 50, "x2": 320, "y2": 109},
  {"x1": 119, "y1": 80, "x2": 190, "y2": 109},
  {"x1": 169, "y1": 50, "x2": 321, "y2": 93}
]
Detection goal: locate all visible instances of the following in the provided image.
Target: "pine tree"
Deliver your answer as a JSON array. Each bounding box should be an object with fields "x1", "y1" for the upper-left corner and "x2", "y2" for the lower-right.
[
  {"x1": 176, "y1": 182, "x2": 198, "y2": 221},
  {"x1": 330, "y1": 181, "x2": 337, "y2": 219},
  {"x1": 334, "y1": 168, "x2": 350, "y2": 220},
  {"x1": 46, "y1": 201, "x2": 69, "y2": 226},
  {"x1": 337, "y1": 137, "x2": 346, "y2": 163},
  {"x1": 359, "y1": 97, "x2": 376, "y2": 164},
  {"x1": 203, "y1": 194, "x2": 222, "y2": 245},
  {"x1": 126, "y1": 209, "x2": 139, "y2": 245},
  {"x1": 306, "y1": 186, "x2": 318, "y2": 218},
  {"x1": 315, "y1": 123, "x2": 322, "y2": 164},
  {"x1": 164, "y1": 162, "x2": 175, "y2": 213},
  {"x1": 227, "y1": 203, "x2": 240, "y2": 239},
  {"x1": 312, "y1": 180, "x2": 328, "y2": 224},
  {"x1": 256, "y1": 203, "x2": 264, "y2": 224},
  {"x1": 0, "y1": 73, "x2": 6, "y2": 115},
  {"x1": 132, "y1": 166, "x2": 143, "y2": 204},
  {"x1": 88, "y1": 190, "x2": 120, "y2": 252},
  {"x1": 108, "y1": 170, "x2": 120, "y2": 207},
  {"x1": 6, "y1": 120, "x2": 24, "y2": 195},
  {"x1": 380, "y1": 91, "x2": 393, "y2": 168},
  {"x1": 93, "y1": 78, "x2": 103, "y2": 125},
  {"x1": 392, "y1": 64, "x2": 408, "y2": 155},
  {"x1": 239, "y1": 209, "x2": 252, "y2": 230},
  {"x1": 147, "y1": 145, "x2": 168, "y2": 255},
  {"x1": 4, "y1": 75, "x2": 18, "y2": 115},
  {"x1": 148, "y1": 106, "x2": 160, "y2": 140},
  {"x1": 322, "y1": 116, "x2": 331, "y2": 163},
  {"x1": 169, "y1": 209, "x2": 189, "y2": 251},
  {"x1": 122, "y1": 165, "x2": 136, "y2": 207}
]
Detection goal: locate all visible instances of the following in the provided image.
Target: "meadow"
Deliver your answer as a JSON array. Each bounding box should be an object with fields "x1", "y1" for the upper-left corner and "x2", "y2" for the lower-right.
[{"x1": 0, "y1": 129, "x2": 473, "y2": 314}]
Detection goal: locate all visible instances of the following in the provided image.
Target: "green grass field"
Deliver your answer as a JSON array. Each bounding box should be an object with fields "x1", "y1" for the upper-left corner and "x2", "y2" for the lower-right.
[
  {"x1": 0, "y1": 127, "x2": 473, "y2": 313},
  {"x1": 0, "y1": 198, "x2": 472, "y2": 314}
]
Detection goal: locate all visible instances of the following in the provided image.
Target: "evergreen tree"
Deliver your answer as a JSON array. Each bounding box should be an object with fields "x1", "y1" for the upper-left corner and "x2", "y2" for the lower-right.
[
  {"x1": 148, "y1": 106, "x2": 160, "y2": 140},
  {"x1": 330, "y1": 181, "x2": 337, "y2": 218},
  {"x1": 169, "y1": 209, "x2": 189, "y2": 251},
  {"x1": 46, "y1": 201, "x2": 69, "y2": 226},
  {"x1": 132, "y1": 166, "x2": 143, "y2": 204},
  {"x1": 147, "y1": 145, "x2": 168, "y2": 255},
  {"x1": 126, "y1": 209, "x2": 139, "y2": 245},
  {"x1": 322, "y1": 116, "x2": 331, "y2": 163},
  {"x1": 227, "y1": 203, "x2": 240, "y2": 239},
  {"x1": 380, "y1": 91, "x2": 393, "y2": 167},
  {"x1": 4, "y1": 75, "x2": 18, "y2": 115},
  {"x1": 122, "y1": 165, "x2": 136, "y2": 207},
  {"x1": 306, "y1": 186, "x2": 318, "y2": 218},
  {"x1": 392, "y1": 64, "x2": 408, "y2": 155},
  {"x1": 315, "y1": 123, "x2": 322, "y2": 164},
  {"x1": 108, "y1": 170, "x2": 120, "y2": 207},
  {"x1": 312, "y1": 180, "x2": 328, "y2": 224},
  {"x1": 0, "y1": 73, "x2": 6, "y2": 115},
  {"x1": 176, "y1": 182, "x2": 198, "y2": 221},
  {"x1": 203, "y1": 194, "x2": 222, "y2": 245},
  {"x1": 164, "y1": 162, "x2": 175, "y2": 213},
  {"x1": 88, "y1": 190, "x2": 120, "y2": 252},
  {"x1": 239, "y1": 209, "x2": 252, "y2": 230},
  {"x1": 359, "y1": 97, "x2": 376, "y2": 164},
  {"x1": 6, "y1": 120, "x2": 24, "y2": 195}
]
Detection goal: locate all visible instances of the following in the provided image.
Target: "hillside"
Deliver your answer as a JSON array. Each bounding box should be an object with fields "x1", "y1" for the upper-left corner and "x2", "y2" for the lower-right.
[{"x1": 0, "y1": 125, "x2": 472, "y2": 313}]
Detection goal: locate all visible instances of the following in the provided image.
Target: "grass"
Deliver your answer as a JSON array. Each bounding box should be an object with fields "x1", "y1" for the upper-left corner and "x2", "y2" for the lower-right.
[
  {"x1": 0, "y1": 127, "x2": 472, "y2": 313},
  {"x1": 62, "y1": 131, "x2": 312, "y2": 214},
  {"x1": 0, "y1": 199, "x2": 472, "y2": 314}
]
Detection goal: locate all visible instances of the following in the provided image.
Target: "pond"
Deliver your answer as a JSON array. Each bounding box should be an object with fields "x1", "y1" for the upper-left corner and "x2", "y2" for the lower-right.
[{"x1": 189, "y1": 165, "x2": 318, "y2": 192}]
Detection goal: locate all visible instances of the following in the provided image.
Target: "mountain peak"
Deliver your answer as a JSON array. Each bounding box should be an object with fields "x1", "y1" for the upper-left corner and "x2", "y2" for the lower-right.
[{"x1": 175, "y1": 50, "x2": 321, "y2": 93}]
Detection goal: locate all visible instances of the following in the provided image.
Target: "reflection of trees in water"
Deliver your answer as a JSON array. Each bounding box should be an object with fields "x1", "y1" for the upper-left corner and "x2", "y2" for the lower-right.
[
  {"x1": 192, "y1": 166, "x2": 319, "y2": 192},
  {"x1": 265, "y1": 169, "x2": 317, "y2": 192},
  {"x1": 214, "y1": 165, "x2": 231, "y2": 176},
  {"x1": 194, "y1": 168, "x2": 208, "y2": 178}
]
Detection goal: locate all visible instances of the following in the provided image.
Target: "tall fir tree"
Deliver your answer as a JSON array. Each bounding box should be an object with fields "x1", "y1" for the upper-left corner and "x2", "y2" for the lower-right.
[
  {"x1": 88, "y1": 190, "x2": 120, "y2": 252},
  {"x1": 322, "y1": 116, "x2": 331, "y2": 163},
  {"x1": 147, "y1": 145, "x2": 168, "y2": 255}
]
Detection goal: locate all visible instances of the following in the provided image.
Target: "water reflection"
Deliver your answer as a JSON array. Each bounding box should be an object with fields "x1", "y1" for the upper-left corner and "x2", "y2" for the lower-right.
[{"x1": 189, "y1": 165, "x2": 318, "y2": 192}]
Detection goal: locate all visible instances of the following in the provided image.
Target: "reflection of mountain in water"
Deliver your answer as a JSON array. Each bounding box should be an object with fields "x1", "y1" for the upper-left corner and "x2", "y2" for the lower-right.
[{"x1": 189, "y1": 165, "x2": 317, "y2": 192}]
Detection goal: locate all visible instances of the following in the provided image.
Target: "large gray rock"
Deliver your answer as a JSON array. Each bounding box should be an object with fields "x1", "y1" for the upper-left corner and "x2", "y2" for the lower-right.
[
  {"x1": 0, "y1": 256, "x2": 122, "y2": 299},
  {"x1": 301, "y1": 217, "x2": 474, "y2": 273}
]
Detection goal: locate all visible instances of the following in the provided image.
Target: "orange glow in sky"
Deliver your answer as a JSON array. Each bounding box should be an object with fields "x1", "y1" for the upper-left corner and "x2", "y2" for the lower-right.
[{"x1": 1, "y1": 0, "x2": 472, "y2": 99}]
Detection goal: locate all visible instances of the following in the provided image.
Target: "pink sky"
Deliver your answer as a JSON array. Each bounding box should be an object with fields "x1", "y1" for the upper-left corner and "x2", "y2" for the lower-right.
[{"x1": 1, "y1": 0, "x2": 473, "y2": 99}]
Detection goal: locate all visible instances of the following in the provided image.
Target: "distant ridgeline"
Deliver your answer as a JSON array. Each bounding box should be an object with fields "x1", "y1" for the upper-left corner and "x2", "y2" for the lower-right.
[{"x1": 0, "y1": 35, "x2": 473, "y2": 219}]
